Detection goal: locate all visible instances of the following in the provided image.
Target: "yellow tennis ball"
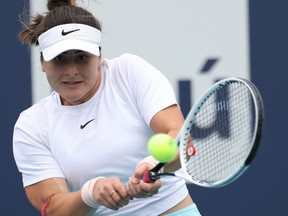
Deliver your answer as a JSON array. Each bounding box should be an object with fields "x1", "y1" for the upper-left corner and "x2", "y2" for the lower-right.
[{"x1": 147, "y1": 133, "x2": 178, "y2": 163}]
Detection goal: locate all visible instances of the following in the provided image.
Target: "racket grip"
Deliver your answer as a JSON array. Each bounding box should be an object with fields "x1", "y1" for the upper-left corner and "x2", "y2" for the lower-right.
[
  {"x1": 142, "y1": 170, "x2": 159, "y2": 183},
  {"x1": 142, "y1": 162, "x2": 165, "y2": 183},
  {"x1": 142, "y1": 171, "x2": 152, "y2": 183}
]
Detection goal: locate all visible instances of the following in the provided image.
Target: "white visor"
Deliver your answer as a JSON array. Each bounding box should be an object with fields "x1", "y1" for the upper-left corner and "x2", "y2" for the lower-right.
[{"x1": 38, "y1": 23, "x2": 102, "y2": 61}]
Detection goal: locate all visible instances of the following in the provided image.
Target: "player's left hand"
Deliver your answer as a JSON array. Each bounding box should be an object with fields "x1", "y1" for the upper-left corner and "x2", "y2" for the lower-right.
[{"x1": 126, "y1": 163, "x2": 162, "y2": 198}]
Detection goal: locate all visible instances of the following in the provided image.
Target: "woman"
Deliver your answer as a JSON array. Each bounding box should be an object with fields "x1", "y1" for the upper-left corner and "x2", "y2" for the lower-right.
[{"x1": 13, "y1": 0, "x2": 201, "y2": 215}]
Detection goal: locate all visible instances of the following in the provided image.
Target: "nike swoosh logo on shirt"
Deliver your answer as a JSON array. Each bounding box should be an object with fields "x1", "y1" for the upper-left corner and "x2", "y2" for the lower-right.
[{"x1": 80, "y1": 119, "x2": 95, "y2": 129}]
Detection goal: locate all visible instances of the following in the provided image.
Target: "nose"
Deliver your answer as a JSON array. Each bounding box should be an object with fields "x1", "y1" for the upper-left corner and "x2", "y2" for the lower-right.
[{"x1": 65, "y1": 61, "x2": 79, "y2": 77}]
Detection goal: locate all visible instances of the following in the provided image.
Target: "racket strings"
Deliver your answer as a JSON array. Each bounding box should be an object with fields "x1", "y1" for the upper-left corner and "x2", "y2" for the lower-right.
[{"x1": 183, "y1": 82, "x2": 256, "y2": 185}]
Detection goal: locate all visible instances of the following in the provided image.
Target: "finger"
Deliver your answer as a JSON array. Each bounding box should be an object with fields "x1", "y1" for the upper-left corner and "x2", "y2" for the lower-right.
[
  {"x1": 139, "y1": 178, "x2": 162, "y2": 191},
  {"x1": 113, "y1": 184, "x2": 131, "y2": 201},
  {"x1": 126, "y1": 178, "x2": 147, "y2": 198},
  {"x1": 128, "y1": 186, "x2": 141, "y2": 198},
  {"x1": 134, "y1": 164, "x2": 151, "y2": 179},
  {"x1": 126, "y1": 182, "x2": 138, "y2": 197},
  {"x1": 127, "y1": 177, "x2": 158, "y2": 198},
  {"x1": 93, "y1": 178, "x2": 126, "y2": 210},
  {"x1": 109, "y1": 190, "x2": 129, "y2": 207},
  {"x1": 104, "y1": 191, "x2": 123, "y2": 210},
  {"x1": 126, "y1": 184, "x2": 141, "y2": 197},
  {"x1": 95, "y1": 193, "x2": 119, "y2": 211},
  {"x1": 107, "y1": 181, "x2": 132, "y2": 207}
]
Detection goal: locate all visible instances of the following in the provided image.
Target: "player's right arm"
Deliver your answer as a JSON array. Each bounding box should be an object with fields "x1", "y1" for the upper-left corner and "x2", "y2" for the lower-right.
[
  {"x1": 25, "y1": 177, "x2": 94, "y2": 215},
  {"x1": 25, "y1": 177, "x2": 131, "y2": 215}
]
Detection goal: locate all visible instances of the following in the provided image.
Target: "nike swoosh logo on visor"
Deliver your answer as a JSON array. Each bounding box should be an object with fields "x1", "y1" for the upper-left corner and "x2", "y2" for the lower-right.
[{"x1": 61, "y1": 29, "x2": 80, "y2": 36}]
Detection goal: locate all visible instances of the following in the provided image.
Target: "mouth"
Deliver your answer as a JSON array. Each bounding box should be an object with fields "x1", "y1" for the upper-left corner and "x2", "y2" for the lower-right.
[{"x1": 63, "y1": 81, "x2": 83, "y2": 88}]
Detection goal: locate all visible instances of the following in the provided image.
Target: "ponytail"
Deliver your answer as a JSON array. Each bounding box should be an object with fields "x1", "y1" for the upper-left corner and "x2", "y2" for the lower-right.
[
  {"x1": 18, "y1": 0, "x2": 102, "y2": 46},
  {"x1": 47, "y1": 0, "x2": 76, "y2": 11}
]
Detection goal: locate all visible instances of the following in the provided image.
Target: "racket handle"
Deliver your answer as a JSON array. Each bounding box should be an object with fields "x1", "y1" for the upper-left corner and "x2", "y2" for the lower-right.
[
  {"x1": 150, "y1": 162, "x2": 166, "y2": 172},
  {"x1": 142, "y1": 162, "x2": 165, "y2": 183},
  {"x1": 142, "y1": 170, "x2": 159, "y2": 183}
]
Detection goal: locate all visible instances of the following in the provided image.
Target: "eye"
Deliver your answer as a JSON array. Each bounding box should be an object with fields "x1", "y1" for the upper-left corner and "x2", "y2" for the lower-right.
[
  {"x1": 53, "y1": 54, "x2": 66, "y2": 63},
  {"x1": 76, "y1": 52, "x2": 94, "y2": 63},
  {"x1": 78, "y1": 54, "x2": 88, "y2": 60}
]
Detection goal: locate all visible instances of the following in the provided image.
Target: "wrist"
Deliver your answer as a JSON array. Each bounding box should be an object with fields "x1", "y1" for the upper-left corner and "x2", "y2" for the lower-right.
[
  {"x1": 137, "y1": 156, "x2": 164, "y2": 173},
  {"x1": 137, "y1": 155, "x2": 158, "y2": 167},
  {"x1": 81, "y1": 177, "x2": 105, "y2": 209}
]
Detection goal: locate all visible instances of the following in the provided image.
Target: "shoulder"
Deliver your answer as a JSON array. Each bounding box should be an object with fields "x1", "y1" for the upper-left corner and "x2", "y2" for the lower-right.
[
  {"x1": 102, "y1": 53, "x2": 166, "y2": 88},
  {"x1": 16, "y1": 94, "x2": 55, "y2": 125},
  {"x1": 103, "y1": 53, "x2": 150, "y2": 68},
  {"x1": 102, "y1": 53, "x2": 153, "y2": 83},
  {"x1": 25, "y1": 95, "x2": 53, "y2": 113},
  {"x1": 119, "y1": 53, "x2": 147, "y2": 62}
]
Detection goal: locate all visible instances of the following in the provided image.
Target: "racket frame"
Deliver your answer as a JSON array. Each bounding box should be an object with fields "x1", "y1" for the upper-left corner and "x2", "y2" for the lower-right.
[{"x1": 144, "y1": 77, "x2": 264, "y2": 188}]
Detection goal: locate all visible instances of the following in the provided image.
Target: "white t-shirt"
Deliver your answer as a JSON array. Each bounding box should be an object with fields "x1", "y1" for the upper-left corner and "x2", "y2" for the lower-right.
[{"x1": 13, "y1": 53, "x2": 188, "y2": 215}]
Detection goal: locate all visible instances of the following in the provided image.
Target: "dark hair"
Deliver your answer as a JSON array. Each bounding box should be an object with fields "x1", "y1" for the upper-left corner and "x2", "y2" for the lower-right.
[{"x1": 18, "y1": 0, "x2": 102, "y2": 46}]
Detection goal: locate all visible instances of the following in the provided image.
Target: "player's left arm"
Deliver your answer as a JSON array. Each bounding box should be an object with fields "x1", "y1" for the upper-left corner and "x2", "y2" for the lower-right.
[
  {"x1": 127, "y1": 104, "x2": 184, "y2": 197},
  {"x1": 149, "y1": 104, "x2": 185, "y2": 172}
]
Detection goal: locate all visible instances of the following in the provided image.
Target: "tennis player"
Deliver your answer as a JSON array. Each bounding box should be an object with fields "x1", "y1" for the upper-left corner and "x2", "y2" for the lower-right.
[{"x1": 13, "y1": 0, "x2": 201, "y2": 215}]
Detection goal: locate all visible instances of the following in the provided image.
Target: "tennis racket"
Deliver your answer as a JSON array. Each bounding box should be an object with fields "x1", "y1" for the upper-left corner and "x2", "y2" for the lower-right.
[{"x1": 142, "y1": 77, "x2": 264, "y2": 188}]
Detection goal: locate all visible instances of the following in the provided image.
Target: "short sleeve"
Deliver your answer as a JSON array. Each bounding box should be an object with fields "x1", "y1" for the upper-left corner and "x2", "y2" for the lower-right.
[{"x1": 13, "y1": 108, "x2": 65, "y2": 187}]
